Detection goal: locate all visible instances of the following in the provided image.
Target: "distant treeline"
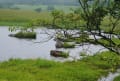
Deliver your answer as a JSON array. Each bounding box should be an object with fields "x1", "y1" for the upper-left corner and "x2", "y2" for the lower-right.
[{"x1": 0, "y1": 0, "x2": 79, "y2": 6}]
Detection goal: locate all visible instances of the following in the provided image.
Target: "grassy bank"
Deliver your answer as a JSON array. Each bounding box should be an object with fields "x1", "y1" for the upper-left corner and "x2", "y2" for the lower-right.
[
  {"x1": 0, "y1": 21, "x2": 27, "y2": 26},
  {"x1": 114, "y1": 76, "x2": 120, "y2": 81},
  {"x1": 0, "y1": 51, "x2": 120, "y2": 81}
]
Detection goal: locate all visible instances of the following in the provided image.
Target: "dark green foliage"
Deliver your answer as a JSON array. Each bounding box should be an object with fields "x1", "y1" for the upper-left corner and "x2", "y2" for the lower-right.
[
  {"x1": 51, "y1": 10, "x2": 81, "y2": 29},
  {"x1": 78, "y1": 0, "x2": 120, "y2": 54}
]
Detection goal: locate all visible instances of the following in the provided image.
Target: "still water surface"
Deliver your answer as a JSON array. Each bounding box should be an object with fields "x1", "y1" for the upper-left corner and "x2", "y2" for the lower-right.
[{"x1": 0, "y1": 26, "x2": 107, "y2": 61}]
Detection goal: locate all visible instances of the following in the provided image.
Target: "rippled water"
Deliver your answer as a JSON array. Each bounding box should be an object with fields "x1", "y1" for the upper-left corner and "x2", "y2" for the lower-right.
[{"x1": 0, "y1": 26, "x2": 107, "y2": 61}]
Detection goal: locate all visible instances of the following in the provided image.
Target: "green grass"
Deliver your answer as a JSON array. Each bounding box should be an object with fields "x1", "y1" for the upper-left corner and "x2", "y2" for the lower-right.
[
  {"x1": 0, "y1": 5, "x2": 78, "y2": 26},
  {"x1": 0, "y1": 51, "x2": 120, "y2": 81},
  {"x1": 114, "y1": 76, "x2": 120, "y2": 81},
  {"x1": 0, "y1": 9, "x2": 51, "y2": 26},
  {"x1": 0, "y1": 21, "x2": 27, "y2": 26}
]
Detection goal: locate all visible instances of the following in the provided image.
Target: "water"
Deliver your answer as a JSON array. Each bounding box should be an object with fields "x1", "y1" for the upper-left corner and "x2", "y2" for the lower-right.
[
  {"x1": 98, "y1": 69, "x2": 120, "y2": 81},
  {"x1": 0, "y1": 26, "x2": 107, "y2": 61},
  {"x1": 0, "y1": 27, "x2": 56, "y2": 61}
]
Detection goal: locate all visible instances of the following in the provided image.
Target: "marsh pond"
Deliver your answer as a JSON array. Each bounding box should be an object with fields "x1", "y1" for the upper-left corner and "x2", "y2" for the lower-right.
[
  {"x1": 0, "y1": 26, "x2": 107, "y2": 61},
  {"x1": 0, "y1": 26, "x2": 120, "y2": 81}
]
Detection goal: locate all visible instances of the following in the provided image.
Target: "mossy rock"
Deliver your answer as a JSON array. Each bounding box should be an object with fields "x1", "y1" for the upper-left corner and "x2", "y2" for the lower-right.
[
  {"x1": 50, "y1": 50, "x2": 69, "y2": 58},
  {"x1": 56, "y1": 42, "x2": 75, "y2": 48},
  {"x1": 62, "y1": 42, "x2": 75, "y2": 48},
  {"x1": 9, "y1": 32, "x2": 36, "y2": 39}
]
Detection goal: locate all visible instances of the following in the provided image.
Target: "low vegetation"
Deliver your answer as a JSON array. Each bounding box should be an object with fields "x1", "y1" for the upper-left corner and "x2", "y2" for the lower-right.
[
  {"x1": 59, "y1": 52, "x2": 69, "y2": 58},
  {"x1": 114, "y1": 76, "x2": 120, "y2": 81},
  {"x1": 0, "y1": 0, "x2": 120, "y2": 81},
  {"x1": 0, "y1": 9, "x2": 51, "y2": 26},
  {"x1": 62, "y1": 42, "x2": 75, "y2": 48},
  {"x1": 0, "y1": 51, "x2": 120, "y2": 81},
  {"x1": 10, "y1": 32, "x2": 36, "y2": 39}
]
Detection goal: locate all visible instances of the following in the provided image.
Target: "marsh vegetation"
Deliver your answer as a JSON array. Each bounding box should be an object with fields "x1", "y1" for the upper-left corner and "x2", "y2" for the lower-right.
[{"x1": 0, "y1": 0, "x2": 120, "y2": 81}]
